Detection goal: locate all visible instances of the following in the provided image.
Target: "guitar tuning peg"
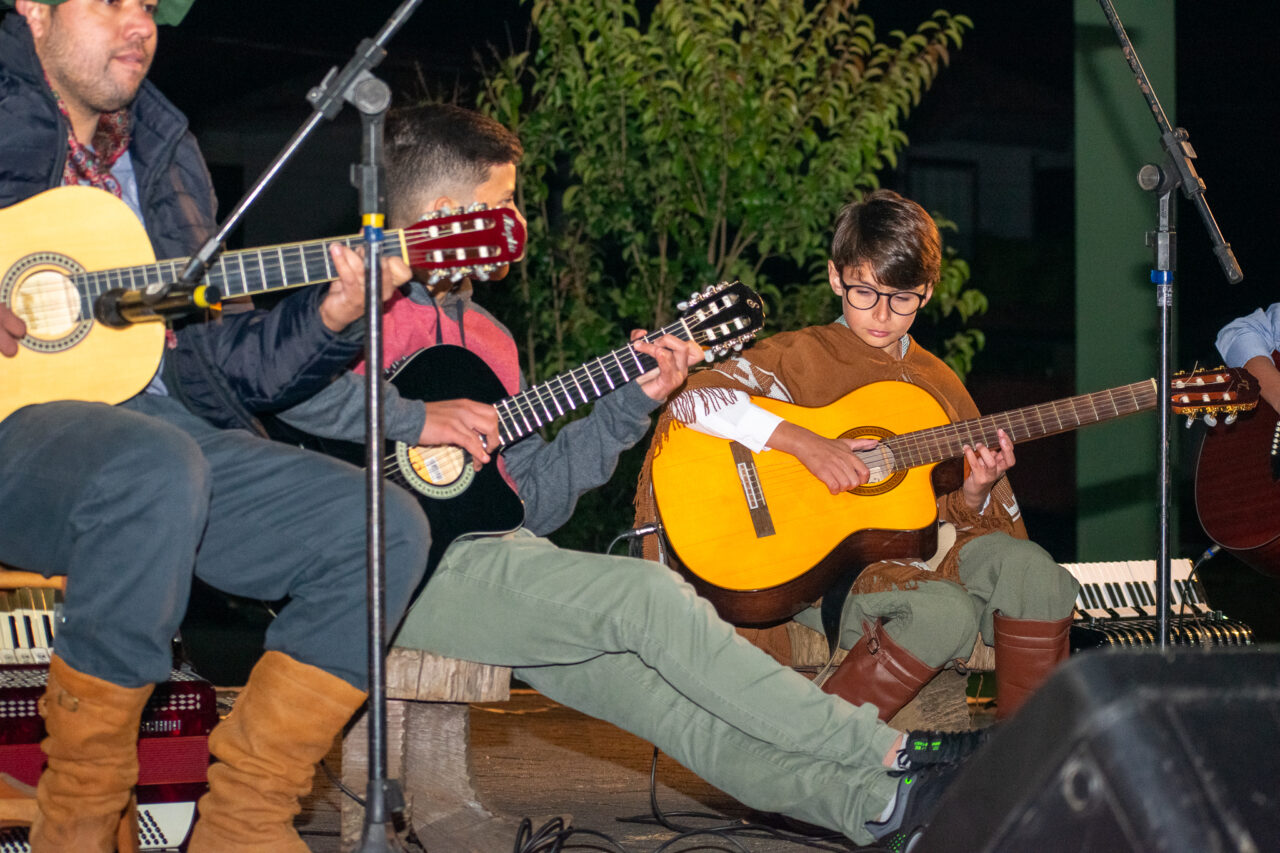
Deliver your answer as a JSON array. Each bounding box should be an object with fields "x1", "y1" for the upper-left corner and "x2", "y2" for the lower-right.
[
  {"x1": 1225, "y1": 412, "x2": 1237, "y2": 425},
  {"x1": 1185, "y1": 414, "x2": 1196, "y2": 429},
  {"x1": 676, "y1": 301, "x2": 689, "y2": 312},
  {"x1": 1203, "y1": 413, "x2": 1218, "y2": 428},
  {"x1": 733, "y1": 342, "x2": 744, "y2": 351},
  {"x1": 703, "y1": 350, "x2": 715, "y2": 363}
]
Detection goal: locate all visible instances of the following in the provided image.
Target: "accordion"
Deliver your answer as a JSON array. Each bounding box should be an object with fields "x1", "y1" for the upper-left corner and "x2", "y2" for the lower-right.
[{"x1": 0, "y1": 662, "x2": 216, "y2": 850}]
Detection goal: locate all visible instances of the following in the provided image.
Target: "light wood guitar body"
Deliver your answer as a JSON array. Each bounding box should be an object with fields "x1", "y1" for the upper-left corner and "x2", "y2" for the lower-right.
[{"x1": 1, "y1": 186, "x2": 164, "y2": 418}]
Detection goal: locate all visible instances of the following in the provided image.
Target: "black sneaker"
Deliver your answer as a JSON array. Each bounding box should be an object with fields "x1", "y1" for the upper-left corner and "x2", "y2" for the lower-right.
[
  {"x1": 895, "y1": 728, "x2": 990, "y2": 771},
  {"x1": 865, "y1": 762, "x2": 961, "y2": 852}
]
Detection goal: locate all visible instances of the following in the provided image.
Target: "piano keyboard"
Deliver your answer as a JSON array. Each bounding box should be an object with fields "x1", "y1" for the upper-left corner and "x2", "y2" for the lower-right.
[
  {"x1": 0, "y1": 588, "x2": 61, "y2": 665},
  {"x1": 1064, "y1": 559, "x2": 1253, "y2": 648},
  {"x1": 0, "y1": 802, "x2": 196, "y2": 852}
]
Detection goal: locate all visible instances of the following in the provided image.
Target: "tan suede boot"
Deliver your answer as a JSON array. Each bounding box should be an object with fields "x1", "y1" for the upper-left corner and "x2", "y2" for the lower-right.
[
  {"x1": 0, "y1": 772, "x2": 38, "y2": 829},
  {"x1": 993, "y1": 610, "x2": 1072, "y2": 720},
  {"x1": 820, "y1": 619, "x2": 942, "y2": 722},
  {"x1": 188, "y1": 651, "x2": 366, "y2": 853},
  {"x1": 29, "y1": 655, "x2": 154, "y2": 853}
]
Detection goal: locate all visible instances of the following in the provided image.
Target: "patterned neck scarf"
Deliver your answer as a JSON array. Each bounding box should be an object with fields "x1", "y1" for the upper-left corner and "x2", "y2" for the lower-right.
[{"x1": 46, "y1": 74, "x2": 132, "y2": 198}]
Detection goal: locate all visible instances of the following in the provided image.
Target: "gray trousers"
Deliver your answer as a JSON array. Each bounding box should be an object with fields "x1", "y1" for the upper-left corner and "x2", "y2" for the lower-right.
[
  {"x1": 393, "y1": 531, "x2": 900, "y2": 843},
  {"x1": 0, "y1": 395, "x2": 430, "y2": 690},
  {"x1": 800, "y1": 532, "x2": 1081, "y2": 668}
]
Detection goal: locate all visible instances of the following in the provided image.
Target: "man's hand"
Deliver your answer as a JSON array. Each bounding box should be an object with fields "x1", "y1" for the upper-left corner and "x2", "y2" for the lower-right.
[
  {"x1": 318, "y1": 243, "x2": 412, "y2": 333},
  {"x1": 419, "y1": 399, "x2": 501, "y2": 471},
  {"x1": 960, "y1": 428, "x2": 1015, "y2": 511},
  {"x1": 632, "y1": 331, "x2": 703, "y2": 401},
  {"x1": 767, "y1": 422, "x2": 880, "y2": 494},
  {"x1": 0, "y1": 304, "x2": 26, "y2": 358}
]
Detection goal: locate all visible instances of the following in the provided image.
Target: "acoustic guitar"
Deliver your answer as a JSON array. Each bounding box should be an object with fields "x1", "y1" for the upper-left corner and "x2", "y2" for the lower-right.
[
  {"x1": 0, "y1": 185, "x2": 525, "y2": 420},
  {"x1": 270, "y1": 280, "x2": 766, "y2": 570},
  {"x1": 1196, "y1": 351, "x2": 1280, "y2": 578},
  {"x1": 651, "y1": 368, "x2": 1256, "y2": 624}
]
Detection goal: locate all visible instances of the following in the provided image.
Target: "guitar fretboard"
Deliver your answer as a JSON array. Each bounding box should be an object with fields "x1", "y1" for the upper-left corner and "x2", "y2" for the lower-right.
[
  {"x1": 490, "y1": 282, "x2": 760, "y2": 445},
  {"x1": 71, "y1": 233, "x2": 385, "y2": 315},
  {"x1": 494, "y1": 323, "x2": 686, "y2": 445},
  {"x1": 877, "y1": 379, "x2": 1159, "y2": 471}
]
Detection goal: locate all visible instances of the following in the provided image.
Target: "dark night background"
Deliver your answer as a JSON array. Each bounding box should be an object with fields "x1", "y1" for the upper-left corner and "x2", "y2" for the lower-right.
[{"x1": 137, "y1": 0, "x2": 1280, "y2": 670}]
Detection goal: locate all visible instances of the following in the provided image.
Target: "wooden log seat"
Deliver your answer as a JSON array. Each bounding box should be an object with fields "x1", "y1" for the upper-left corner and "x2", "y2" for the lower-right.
[{"x1": 339, "y1": 647, "x2": 516, "y2": 852}]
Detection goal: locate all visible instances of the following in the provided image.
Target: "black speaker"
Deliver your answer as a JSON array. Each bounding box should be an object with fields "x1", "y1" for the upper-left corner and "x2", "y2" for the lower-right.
[{"x1": 917, "y1": 646, "x2": 1280, "y2": 853}]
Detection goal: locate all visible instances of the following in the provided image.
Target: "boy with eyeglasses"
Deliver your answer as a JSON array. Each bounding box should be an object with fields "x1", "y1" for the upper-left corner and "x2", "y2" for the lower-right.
[{"x1": 637, "y1": 189, "x2": 1079, "y2": 724}]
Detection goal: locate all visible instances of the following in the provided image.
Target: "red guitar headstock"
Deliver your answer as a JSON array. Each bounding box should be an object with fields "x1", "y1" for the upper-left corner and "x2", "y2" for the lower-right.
[
  {"x1": 401, "y1": 206, "x2": 527, "y2": 283},
  {"x1": 1170, "y1": 366, "x2": 1260, "y2": 426}
]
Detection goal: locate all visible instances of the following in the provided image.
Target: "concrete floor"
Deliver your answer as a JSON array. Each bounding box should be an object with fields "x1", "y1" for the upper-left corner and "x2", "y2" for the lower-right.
[{"x1": 297, "y1": 687, "x2": 892, "y2": 853}]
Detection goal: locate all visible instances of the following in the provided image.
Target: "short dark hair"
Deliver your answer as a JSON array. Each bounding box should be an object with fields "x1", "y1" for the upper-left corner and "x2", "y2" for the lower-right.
[
  {"x1": 829, "y1": 189, "x2": 941, "y2": 290},
  {"x1": 384, "y1": 103, "x2": 523, "y2": 226}
]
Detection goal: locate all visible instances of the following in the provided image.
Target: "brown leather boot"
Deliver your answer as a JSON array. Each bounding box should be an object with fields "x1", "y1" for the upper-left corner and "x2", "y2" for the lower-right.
[
  {"x1": 0, "y1": 772, "x2": 37, "y2": 829},
  {"x1": 29, "y1": 655, "x2": 154, "y2": 853},
  {"x1": 188, "y1": 651, "x2": 366, "y2": 853},
  {"x1": 993, "y1": 610, "x2": 1072, "y2": 720},
  {"x1": 820, "y1": 619, "x2": 941, "y2": 722}
]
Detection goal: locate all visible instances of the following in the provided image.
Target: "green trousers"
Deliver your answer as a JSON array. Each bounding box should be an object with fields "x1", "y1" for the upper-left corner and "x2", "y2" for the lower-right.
[
  {"x1": 393, "y1": 530, "x2": 900, "y2": 843},
  {"x1": 796, "y1": 531, "x2": 1081, "y2": 668}
]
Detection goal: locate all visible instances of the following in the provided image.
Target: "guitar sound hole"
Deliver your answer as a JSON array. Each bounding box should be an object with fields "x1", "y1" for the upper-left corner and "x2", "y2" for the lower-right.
[
  {"x1": 842, "y1": 425, "x2": 902, "y2": 495},
  {"x1": 16, "y1": 268, "x2": 82, "y2": 338},
  {"x1": 397, "y1": 443, "x2": 476, "y2": 499}
]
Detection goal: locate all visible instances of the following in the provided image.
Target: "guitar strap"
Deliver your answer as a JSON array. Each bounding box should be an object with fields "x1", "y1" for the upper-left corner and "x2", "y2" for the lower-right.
[{"x1": 819, "y1": 571, "x2": 857, "y2": 653}]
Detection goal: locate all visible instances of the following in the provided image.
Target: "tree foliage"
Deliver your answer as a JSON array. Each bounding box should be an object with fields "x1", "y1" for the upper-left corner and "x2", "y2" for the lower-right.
[
  {"x1": 480, "y1": 0, "x2": 982, "y2": 383},
  {"x1": 472, "y1": 0, "x2": 982, "y2": 549}
]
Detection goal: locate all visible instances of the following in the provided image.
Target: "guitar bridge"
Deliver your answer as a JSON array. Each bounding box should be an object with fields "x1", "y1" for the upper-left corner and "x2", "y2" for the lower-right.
[
  {"x1": 737, "y1": 461, "x2": 765, "y2": 510},
  {"x1": 730, "y1": 443, "x2": 775, "y2": 538}
]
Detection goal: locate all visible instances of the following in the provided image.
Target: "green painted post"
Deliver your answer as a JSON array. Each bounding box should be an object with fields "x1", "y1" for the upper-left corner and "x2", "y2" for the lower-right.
[{"x1": 1073, "y1": 0, "x2": 1176, "y2": 559}]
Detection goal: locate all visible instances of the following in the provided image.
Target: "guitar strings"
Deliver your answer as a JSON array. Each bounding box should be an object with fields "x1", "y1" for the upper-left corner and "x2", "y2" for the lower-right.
[
  {"x1": 659, "y1": 383, "x2": 1163, "y2": 499},
  {"x1": 66, "y1": 219, "x2": 516, "y2": 309},
  {"x1": 377, "y1": 326, "x2": 738, "y2": 469},
  {"x1": 379, "y1": 357, "x2": 1158, "y2": 484}
]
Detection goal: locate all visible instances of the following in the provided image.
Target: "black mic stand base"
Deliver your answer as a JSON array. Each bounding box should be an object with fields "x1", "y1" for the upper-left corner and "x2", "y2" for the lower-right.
[{"x1": 355, "y1": 823, "x2": 408, "y2": 852}]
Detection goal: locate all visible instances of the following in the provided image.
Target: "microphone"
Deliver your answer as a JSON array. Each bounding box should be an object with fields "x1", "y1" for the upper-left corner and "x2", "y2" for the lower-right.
[{"x1": 94, "y1": 283, "x2": 222, "y2": 328}]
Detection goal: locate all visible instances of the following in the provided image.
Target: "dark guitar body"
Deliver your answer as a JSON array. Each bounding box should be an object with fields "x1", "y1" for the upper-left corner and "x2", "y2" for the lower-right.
[
  {"x1": 267, "y1": 346, "x2": 525, "y2": 573},
  {"x1": 1195, "y1": 354, "x2": 1280, "y2": 579}
]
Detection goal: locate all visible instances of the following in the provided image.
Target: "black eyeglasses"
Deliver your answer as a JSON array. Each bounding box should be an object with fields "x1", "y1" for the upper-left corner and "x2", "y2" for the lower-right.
[{"x1": 837, "y1": 272, "x2": 926, "y2": 316}]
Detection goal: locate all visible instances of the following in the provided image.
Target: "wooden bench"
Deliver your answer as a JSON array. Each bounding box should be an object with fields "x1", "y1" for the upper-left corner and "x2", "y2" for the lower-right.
[{"x1": 338, "y1": 648, "x2": 515, "y2": 852}]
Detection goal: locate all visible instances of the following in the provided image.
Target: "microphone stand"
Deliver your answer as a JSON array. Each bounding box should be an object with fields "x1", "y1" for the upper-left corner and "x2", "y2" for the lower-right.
[
  {"x1": 348, "y1": 66, "x2": 407, "y2": 853},
  {"x1": 160, "y1": 1, "x2": 425, "y2": 297},
  {"x1": 157, "y1": 0, "x2": 423, "y2": 845},
  {"x1": 1095, "y1": 0, "x2": 1243, "y2": 649}
]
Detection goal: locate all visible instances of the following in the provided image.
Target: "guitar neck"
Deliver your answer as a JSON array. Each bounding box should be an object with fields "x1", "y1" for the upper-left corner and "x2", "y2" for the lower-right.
[
  {"x1": 882, "y1": 379, "x2": 1159, "y2": 470},
  {"x1": 73, "y1": 233, "x2": 397, "y2": 313},
  {"x1": 494, "y1": 318, "x2": 693, "y2": 445}
]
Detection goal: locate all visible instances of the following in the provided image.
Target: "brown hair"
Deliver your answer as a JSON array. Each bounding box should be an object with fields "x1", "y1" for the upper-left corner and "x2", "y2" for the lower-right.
[
  {"x1": 829, "y1": 189, "x2": 941, "y2": 290},
  {"x1": 384, "y1": 103, "x2": 523, "y2": 227}
]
